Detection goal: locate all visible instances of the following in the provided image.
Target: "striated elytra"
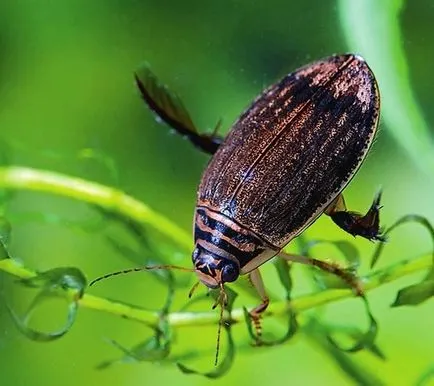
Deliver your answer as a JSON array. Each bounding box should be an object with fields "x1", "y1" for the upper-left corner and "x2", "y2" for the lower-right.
[
  {"x1": 192, "y1": 54, "x2": 381, "y2": 289},
  {"x1": 134, "y1": 53, "x2": 384, "y2": 348}
]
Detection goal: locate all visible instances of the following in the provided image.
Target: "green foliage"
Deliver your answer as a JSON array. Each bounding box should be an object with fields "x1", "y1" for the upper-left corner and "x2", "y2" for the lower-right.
[
  {"x1": 7, "y1": 266, "x2": 86, "y2": 342},
  {"x1": 371, "y1": 214, "x2": 434, "y2": 307},
  {"x1": 0, "y1": 2, "x2": 433, "y2": 385},
  {"x1": 339, "y1": 0, "x2": 434, "y2": 173},
  {"x1": 177, "y1": 287, "x2": 237, "y2": 378},
  {"x1": 0, "y1": 166, "x2": 432, "y2": 383},
  {"x1": 326, "y1": 296, "x2": 378, "y2": 354}
]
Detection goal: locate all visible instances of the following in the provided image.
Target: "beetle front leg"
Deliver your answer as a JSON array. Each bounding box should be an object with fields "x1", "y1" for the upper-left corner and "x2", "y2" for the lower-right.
[
  {"x1": 280, "y1": 252, "x2": 363, "y2": 296},
  {"x1": 324, "y1": 191, "x2": 385, "y2": 241},
  {"x1": 248, "y1": 269, "x2": 270, "y2": 344}
]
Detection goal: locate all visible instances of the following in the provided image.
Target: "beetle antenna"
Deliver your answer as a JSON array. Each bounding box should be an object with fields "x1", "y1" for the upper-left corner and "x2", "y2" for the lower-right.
[
  {"x1": 89, "y1": 265, "x2": 194, "y2": 287},
  {"x1": 214, "y1": 283, "x2": 227, "y2": 366}
]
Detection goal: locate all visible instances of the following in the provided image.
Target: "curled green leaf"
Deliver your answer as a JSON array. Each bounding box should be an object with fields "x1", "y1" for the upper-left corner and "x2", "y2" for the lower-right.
[
  {"x1": 176, "y1": 325, "x2": 235, "y2": 379},
  {"x1": 371, "y1": 214, "x2": 434, "y2": 268},
  {"x1": 176, "y1": 287, "x2": 237, "y2": 378},
  {"x1": 319, "y1": 322, "x2": 386, "y2": 360},
  {"x1": 19, "y1": 267, "x2": 87, "y2": 297},
  {"x1": 274, "y1": 258, "x2": 293, "y2": 299},
  {"x1": 96, "y1": 278, "x2": 173, "y2": 370},
  {"x1": 305, "y1": 318, "x2": 386, "y2": 386},
  {"x1": 7, "y1": 266, "x2": 86, "y2": 341},
  {"x1": 97, "y1": 320, "x2": 172, "y2": 369},
  {"x1": 346, "y1": 326, "x2": 386, "y2": 360},
  {"x1": 370, "y1": 214, "x2": 434, "y2": 306},
  {"x1": 7, "y1": 297, "x2": 78, "y2": 342},
  {"x1": 327, "y1": 296, "x2": 378, "y2": 353},
  {"x1": 97, "y1": 335, "x2": 171, "y2": 369}
]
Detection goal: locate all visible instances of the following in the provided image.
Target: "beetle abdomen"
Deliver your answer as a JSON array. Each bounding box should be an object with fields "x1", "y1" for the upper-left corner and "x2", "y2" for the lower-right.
[{"x1": 198, "y1": 54, "x2": 380, "y2": 247}]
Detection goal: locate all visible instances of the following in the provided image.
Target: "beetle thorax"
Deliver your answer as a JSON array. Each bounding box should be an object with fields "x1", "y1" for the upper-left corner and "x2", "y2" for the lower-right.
[{"x1": 193, "y1": 206, "x2": 279, "y2": 279}]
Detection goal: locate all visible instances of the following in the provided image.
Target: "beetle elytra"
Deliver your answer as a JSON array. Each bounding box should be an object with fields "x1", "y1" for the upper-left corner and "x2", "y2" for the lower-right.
[{"x1": 91, "y1": 53, "x2": 384, "y2": 364}]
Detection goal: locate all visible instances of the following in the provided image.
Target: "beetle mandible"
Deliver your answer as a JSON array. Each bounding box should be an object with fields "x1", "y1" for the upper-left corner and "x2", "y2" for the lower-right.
[{"x1": 91, "y1": 53, "x2": 384, "y2": 357}]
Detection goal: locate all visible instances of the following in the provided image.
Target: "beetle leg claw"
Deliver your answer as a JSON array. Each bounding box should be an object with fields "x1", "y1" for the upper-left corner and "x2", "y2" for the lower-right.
[
  {"x1": 326, "y1": 191, "x2": 386, "y2": 242},
  {"x1": 247, "y1": 270, "x2": 270, "y2": 344},
  {"x1": 248, "y1": 299, "x2": 269, "y2": 345}
]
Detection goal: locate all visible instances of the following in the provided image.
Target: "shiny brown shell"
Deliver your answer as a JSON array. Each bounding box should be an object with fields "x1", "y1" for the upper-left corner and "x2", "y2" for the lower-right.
[{"x1": 197, "y1": 54, "x2": 380, "y2": 248}]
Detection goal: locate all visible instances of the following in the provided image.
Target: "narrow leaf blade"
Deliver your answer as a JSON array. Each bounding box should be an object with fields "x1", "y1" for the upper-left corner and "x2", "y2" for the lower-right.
[{"x1": 391, "y1": 279, "x2": 434, "y2": 307}]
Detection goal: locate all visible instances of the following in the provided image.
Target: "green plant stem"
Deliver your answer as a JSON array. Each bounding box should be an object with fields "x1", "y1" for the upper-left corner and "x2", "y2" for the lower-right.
[
  {"x1": 0, "y1": 165, "x2": 431, "y2": 328},
  {"x1": 0, "y1": 166, "x2": 191, "y2": 251},
  {"x1": 0, "y1": 253, "x2": 430, "y2": 328}
]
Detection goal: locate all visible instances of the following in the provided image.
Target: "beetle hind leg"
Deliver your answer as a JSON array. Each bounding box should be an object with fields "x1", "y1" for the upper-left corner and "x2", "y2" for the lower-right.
[
  {"x1": 134, "y1": 66, "x2": 223, "y2": 155},
  {"x1": 280, "y1": 252, "x2": 363, "y2": 295},
  {"x1": 325, "y1": 191, "x2": 386, "y2": 242},
  {"x1": 248, "y1": 269, "x2": 270, "y2": 344}
]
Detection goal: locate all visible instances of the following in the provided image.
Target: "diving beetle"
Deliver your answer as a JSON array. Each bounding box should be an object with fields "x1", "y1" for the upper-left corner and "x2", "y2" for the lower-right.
[{"x1": 91, "y1": 53, "x2": 383, "y2": 358}]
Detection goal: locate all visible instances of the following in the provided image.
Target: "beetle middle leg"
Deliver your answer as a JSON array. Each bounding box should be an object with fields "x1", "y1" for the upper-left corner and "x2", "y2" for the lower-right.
[
  {"x1": 324, "y1": 191, "x2": 385, "y2": 242},
  {"x1": 248, "y1": 269, "x2": 270, "y2": 344},
  {"x1": 280, "y1": 252, "x2": 363, "y2": 295}
]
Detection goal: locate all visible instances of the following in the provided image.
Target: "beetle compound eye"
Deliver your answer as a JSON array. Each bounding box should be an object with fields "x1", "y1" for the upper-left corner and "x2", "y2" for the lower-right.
[{"x1": 221, "y1": 261, "x2": 239, "y2": 283}]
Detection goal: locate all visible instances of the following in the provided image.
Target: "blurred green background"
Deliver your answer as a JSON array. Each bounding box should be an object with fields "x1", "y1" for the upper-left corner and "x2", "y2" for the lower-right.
[{"x1": 0, "y1": 0, "x2": 433, "y2": 385}]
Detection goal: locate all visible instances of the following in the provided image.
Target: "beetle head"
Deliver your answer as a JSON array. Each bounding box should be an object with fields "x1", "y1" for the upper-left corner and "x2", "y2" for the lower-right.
[
  {"x1": 192, "y1": 245, "x2": 240, "y2": 366},
  {"x1": 192, "y1": 246, "x2": 240, "y2": 289}
]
